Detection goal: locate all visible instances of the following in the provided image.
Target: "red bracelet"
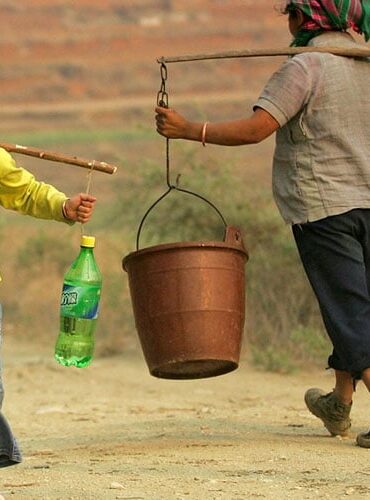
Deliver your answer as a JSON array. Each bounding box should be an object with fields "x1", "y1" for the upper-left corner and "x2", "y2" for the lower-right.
[{"x1": 201, "y1": 122, "x2": 209, "y2": 147}]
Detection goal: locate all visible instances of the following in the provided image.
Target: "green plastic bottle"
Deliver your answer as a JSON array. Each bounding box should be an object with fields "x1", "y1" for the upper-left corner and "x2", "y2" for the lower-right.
[{"x1": 54, "y1": 235, "x2": 102, "y2": 368}]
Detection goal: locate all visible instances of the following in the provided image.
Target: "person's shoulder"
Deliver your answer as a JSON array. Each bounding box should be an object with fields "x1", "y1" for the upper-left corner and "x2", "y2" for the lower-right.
[
  {"x1": 290, "y1": 51, "x2": 326, "y2": 65},
  {"x1": 303, "y1": 32, "x2": 366, "y2": 64},
  {"x1": 280, "y1": 52, "x2": 323, "y2": 74},
  {"x1": 0, "y1": 147, "x2": 17, "y2": 170},
  {"x1": 0, "y1": 147, "x2": 13, "y2": 160}
]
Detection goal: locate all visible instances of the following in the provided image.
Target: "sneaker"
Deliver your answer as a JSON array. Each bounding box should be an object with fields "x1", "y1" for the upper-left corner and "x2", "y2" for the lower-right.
[
  {"x1": 304, "y1": 388, "x2": 352, "y2": 436},
  {"x1": 356, "y1": 430, "x2": 370, "y2": 448}
]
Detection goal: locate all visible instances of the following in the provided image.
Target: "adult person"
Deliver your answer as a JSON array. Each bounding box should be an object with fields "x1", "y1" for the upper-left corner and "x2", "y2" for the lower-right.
[
  {"x1": 0, "y1": 146, "x2": 96, "y2": 466},
  {"x1": 155, "y1": 0, "x2": 370, "y2": 448}
]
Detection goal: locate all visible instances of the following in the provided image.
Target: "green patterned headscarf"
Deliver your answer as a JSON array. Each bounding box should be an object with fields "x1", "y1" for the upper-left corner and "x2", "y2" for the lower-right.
[{"x1": 286, "y1": 0, "x2": 370, "y2": 46}]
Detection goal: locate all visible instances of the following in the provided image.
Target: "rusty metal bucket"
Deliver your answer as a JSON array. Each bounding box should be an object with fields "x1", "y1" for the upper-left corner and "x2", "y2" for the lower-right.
[{"x1": 122, "y1": 225, "x2": 248, "y2": 379}]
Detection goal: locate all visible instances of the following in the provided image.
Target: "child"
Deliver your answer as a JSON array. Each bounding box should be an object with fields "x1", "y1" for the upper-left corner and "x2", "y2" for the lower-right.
[{"x1": 0, "y1": 147, "x2": 96, "y2": 467}]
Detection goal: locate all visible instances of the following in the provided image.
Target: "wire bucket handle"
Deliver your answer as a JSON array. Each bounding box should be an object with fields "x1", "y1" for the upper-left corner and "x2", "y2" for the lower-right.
[{"x1": 135, "y1": 182, "x2": 227, "y2": 251}]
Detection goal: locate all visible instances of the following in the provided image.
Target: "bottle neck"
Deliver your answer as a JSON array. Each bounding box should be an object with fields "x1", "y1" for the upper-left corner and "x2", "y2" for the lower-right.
[{"x1": 80, "y1": 246, "x2": 94, "y2": 253}]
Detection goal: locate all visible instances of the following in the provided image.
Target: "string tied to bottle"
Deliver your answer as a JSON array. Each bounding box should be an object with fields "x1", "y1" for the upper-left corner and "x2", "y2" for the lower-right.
[{"x1": 80, "y1": 159, "x2": 96, "y2": 237}]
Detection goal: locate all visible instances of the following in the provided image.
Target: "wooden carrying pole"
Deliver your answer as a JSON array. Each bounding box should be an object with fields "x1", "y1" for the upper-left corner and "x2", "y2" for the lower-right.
[
  {"x1": 158, "y1": 45, "x2": 370, "y2": 64},
  {"x1": 0, "y1": 142, "x2": 117, "y2": 175}
]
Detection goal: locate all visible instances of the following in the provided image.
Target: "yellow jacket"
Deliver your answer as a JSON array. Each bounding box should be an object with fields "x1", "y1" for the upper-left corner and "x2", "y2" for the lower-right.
[{"x1": 0, "y1": 147, "x2": 67, "y2": 222}]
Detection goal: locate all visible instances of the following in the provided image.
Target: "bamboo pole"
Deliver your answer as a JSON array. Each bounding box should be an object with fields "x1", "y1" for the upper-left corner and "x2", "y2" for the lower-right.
[
  {"x1": 0, "y1": 142, "x2": 117, "y2": 174},
  {"x1": 158, "y1": 45, "x2": 370, "y2": 64}
]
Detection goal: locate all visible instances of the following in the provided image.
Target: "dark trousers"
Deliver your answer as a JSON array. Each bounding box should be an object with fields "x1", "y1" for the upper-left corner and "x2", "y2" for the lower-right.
[{"x1": 292, "y1": 209, "x2": 370, "y2": 378}]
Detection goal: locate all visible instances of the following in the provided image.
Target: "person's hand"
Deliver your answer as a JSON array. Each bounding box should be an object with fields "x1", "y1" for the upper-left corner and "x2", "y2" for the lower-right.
[
  {"x1": 63, "y1": 193, "x2": 97, "y2": 223},
  {"x1": 155, "y1": 106, "x2": 189, "y2": 139}
]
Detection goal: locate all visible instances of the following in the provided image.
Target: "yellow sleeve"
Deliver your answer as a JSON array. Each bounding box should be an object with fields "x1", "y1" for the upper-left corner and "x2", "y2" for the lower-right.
[{"x1": 0, "y1": 147, "x2": 69, "y2": 222}]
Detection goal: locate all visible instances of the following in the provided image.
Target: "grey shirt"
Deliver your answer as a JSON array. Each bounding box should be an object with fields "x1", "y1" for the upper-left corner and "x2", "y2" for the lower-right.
[{"x1": 255, "y1": 32, "x2": 370, "y2": 225}]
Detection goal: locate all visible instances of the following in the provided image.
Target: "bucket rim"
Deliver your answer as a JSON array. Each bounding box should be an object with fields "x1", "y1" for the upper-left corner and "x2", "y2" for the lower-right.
[{"x1": 122, "y1": 239, "x2": 249, "y2": 271}]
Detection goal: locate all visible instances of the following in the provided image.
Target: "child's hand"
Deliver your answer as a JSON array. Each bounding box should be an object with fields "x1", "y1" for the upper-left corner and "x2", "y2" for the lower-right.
[{"x1": 63, "y1": 194, "x2": 97, "y2": 223}]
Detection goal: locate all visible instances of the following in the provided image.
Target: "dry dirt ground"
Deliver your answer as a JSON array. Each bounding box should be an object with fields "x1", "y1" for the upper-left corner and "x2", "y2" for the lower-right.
[{"x1": 1, "y1": 338, "x2": 370, "y2": 500}]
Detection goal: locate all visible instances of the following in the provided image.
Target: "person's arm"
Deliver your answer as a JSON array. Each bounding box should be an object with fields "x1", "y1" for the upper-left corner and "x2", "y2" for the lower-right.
[
  {"x1": 0, "y1": 148, "x2": 96, "y2": 224},
  {"x1": 155, "y1": 107, "x2": 279, "y2": 146}
]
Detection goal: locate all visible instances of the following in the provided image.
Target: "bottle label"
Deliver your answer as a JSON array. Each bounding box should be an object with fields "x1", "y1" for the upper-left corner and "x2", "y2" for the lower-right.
[{"x1": 61, "y1": 284, "x2": 101, "y2": 319}]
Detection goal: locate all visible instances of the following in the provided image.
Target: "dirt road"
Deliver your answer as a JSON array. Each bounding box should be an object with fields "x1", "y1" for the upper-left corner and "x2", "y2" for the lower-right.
[{"x1": 1, "y1": 338, "x2": 369, "y2": 500}]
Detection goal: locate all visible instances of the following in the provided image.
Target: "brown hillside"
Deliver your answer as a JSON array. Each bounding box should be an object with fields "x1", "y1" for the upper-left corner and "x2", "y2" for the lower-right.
[{"x1": 0, "y1": 0, "x2": 289, "y2": 120}]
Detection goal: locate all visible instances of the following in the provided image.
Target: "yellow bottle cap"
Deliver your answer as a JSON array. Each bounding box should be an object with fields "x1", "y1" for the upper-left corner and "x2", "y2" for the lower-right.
[{"x1": 80, "y1": 235, "x2": 95, "y2": 248}]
